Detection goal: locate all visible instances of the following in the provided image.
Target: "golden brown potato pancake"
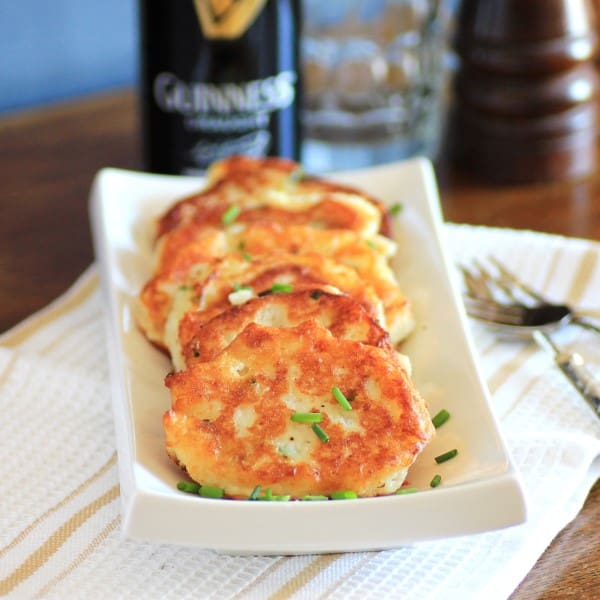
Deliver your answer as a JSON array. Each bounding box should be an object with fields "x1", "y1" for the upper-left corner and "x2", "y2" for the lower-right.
[
  {"x1": 178, "y1": 288, "x2": 393, "y2": 370},
  {"x1": 139, "y1": 225, "x2": 413, "y2": 351},
  {"x1": 166, "y1": 252, "x2": 387, "y2": 363},
  {"x1": 156, "y1": 155, "x2": 392, "y2": 239},
  {"x1": 164, "y1": 320, "x2": 434, "y2": 499}
]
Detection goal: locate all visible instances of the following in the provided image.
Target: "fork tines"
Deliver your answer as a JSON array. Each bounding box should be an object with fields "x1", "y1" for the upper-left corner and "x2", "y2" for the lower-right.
[
  {"x1": 462, "y1": 295, "x2": 528, "y2": 326},
  {"x1": 460, "y1": 257, "x2": 541, "y2": 307}
]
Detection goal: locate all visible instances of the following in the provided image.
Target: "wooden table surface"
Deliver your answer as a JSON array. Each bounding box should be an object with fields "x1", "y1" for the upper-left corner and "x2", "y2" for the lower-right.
[{"x1": 1, "y1": 90, "x2": 598, "y2": 599}]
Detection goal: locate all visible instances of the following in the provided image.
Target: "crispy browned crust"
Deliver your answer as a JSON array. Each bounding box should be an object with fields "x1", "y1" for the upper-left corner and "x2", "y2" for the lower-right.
[
  {"x1": 172, "y1": 254, "x2": 387, "y2": 362},
  {"x1": 139, "y1": 223, "x2": 412, "y2": 349},
  {"x1": 181, "y1": 289, "x2": 393, "y2": 367},
  {"x1": 156, "y1": 155, "x2": 392, "y2": 239},
  {"x1": 207, "y1": 155, "x2": 391, "y2": 231},
  {"x1": 164, "y1": 321, "x2": 433, "y2": 499}
]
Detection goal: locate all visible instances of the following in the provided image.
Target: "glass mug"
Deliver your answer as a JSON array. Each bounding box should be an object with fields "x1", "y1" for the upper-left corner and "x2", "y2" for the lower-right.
[{"x1": 300, "y1": 0, "x2": 448, "y2": 172}]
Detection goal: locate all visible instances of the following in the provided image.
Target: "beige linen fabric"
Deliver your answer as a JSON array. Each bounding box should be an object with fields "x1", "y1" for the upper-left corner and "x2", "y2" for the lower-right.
[{"x1": 1, "y1": 225, "x2": 599, "y2": 599}]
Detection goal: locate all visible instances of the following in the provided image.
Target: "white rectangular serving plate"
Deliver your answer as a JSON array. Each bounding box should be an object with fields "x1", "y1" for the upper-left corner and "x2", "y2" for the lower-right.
[{"x1": 89, "y1": 158, "x2": 527, "y2": 554}]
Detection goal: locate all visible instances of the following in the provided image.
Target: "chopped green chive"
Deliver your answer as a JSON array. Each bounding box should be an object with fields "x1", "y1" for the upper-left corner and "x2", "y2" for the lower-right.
[
  {"x1": 396, "y1": 486, "x2": 418, "y2": 495},
  {"x1": 330, "y1": 490, "x2": 357, "y2": 500},
  {"x1": 331, "y1": 386, "x2": 352, "y2": 411},
  {"x1": 249, "y1": 485, "x2": 261, "y2": 500},
  {"x1": 310, "y1": 290, "x2": 323, "y2": 300},
  {"x1": 221, "y1": 204, "x2": 241, "y2": 225},
  {"x1": 303, "y1": 495, "x2": 329, "y2": 501},
  {"x1": 312, "y1": 423, "x2": 329, "y2": 443},
  {"x1": 199, "y1": 485, "x2": 225, "y2": 499},
  {"x1": 431, "y1": 409, "x2": 450, "y2": 428},
  {"x1": 430, "y1": 474, "x2": 442, "y2": 488},
  {"x1": 435, "y1": 449, "x2": 458, "y2": 464},
  {"x1": 291, "y1": 412, "x2": 322, "y2": 424},
  {"x1": 258, "y1": 488, "x2": 290, "y2": 501},
  {"x1": 177, "y1": 481, "x2": 200, "y2": 494},
  {"x1": 289, "y1": 167, "x2": 306, "y2": 182},
  {"x1": 270, "y1": 283, "x2": 294, "y2": 294},
  {"x1": 233, "y1": 282, "x2": 253, "y2": 292},
  {"x1": 388, "y1": 202, "x2": 403, "y2": 216},
  {"x1": 242, "y1": 251, "x2": 252, "y2": 262}
]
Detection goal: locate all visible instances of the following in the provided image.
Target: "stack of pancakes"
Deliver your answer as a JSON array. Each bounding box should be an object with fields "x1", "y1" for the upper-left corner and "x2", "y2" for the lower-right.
[{"x1": 136, "y1": 156, "x2": 434, "y2": 499}]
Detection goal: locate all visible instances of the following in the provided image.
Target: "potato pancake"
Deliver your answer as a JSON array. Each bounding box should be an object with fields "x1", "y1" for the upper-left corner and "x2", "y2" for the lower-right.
[
  {"x1": 139, "y1": 225, "x2": 412, "y2": 351},
  {"x1": 165, "y1": 252, "x2": 386, "y2": 364},
  {"x1": 164, "y1": 320, "x2": 434, "y2": 499},
  {"x1": 178, "y1": 288, "x2": 393, "y2": 370},
  {"x1": 157, "y1": 155, "x2": 391, "y2": 239}
]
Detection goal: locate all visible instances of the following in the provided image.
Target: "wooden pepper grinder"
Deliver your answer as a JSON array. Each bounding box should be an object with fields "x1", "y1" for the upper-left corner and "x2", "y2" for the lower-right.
[{"x1": 451, "y1": 0, "x2": 599, "y2": 184}]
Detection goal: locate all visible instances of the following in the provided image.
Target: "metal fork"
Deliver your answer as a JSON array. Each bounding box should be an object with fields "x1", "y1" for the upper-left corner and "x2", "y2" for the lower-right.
[
  {"x1": 460, "y1": 257, "x2": 600, "y2": 419},
  {"x1": 461, "y1": 256, "x2": 600, "y2": 336}
]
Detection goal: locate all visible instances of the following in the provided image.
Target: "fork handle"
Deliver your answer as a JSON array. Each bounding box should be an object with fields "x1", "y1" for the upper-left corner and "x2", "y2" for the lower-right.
[
  {"x1": 572, "y1": 315, "x2": 600, "y2": 335},
  {"x1": 555, "y1": 351, "x2": 600, "y2": 419}
]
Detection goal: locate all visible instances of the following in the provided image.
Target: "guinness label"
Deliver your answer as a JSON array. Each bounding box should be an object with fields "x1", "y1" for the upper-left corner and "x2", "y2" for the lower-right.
[{"x1": 193, "y1": 0, "x2": 268, "y2": 39}]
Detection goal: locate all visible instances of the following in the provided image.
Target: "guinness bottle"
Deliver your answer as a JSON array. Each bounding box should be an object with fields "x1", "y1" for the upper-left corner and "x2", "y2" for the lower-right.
[{"x1": 139, "y1": 0, "x2": 302, "y2": 175}]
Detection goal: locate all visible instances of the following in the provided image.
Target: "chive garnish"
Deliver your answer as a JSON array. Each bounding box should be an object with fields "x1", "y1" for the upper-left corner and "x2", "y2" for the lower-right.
[
  {"x1": 177, "y1": 481, "x2": 200, "y2": 494},
  {"x1": 430, "y1": 474, "x2": 442, "y2": 488},
  {"x1": 291, "y1": 412, "x2": 322, "y2": 423},
  {"x1": 270, "y1": 283, "x2": 294, "y2": 294},
  {"x1": 249, "y1": 485, "x2": 261, "y2": 500},
  {"x1": 289, "y1": 167, "x2": 305, "y2": 182},
  {"x1": 330, "y1": 490, "x2": 357, "y2": 500},
  {"x1": 303, "y1": 495, "x2": 329, "y2": 501},
  {"x1": 435, "y1": 449, "x2": 458, "y2": 464},
  {"x1": 199, "y1": 485, "x2": 225, "y2": 499},
  {"x1": 331, "y1": 386, "x2": 352, "y2": 411},
  {"x1": 221, "y1": 204, "x2": 241, "y2": 225},
  {"x1": 242, "y1": 251, "x2": 252, "y2": 262},
  {"x1": 310, "y1": 290, "x2": 323, "y2": 300},
  {"x1": 396, "y1": 487, "x2": 418, "y2": 495},
  {"x1": 388, "y1": 202, "x2": 403, "y2": 216},
  {"x1": 257, "y1": 488, "x2": 273, "y2": 501},
  {"x1": 312, "y1": 423, "x2": 329, "y2": 443},
  {"x1": 258, "y1": 494, "x2": 291, "y2": 501},
  {"x1": 233, "y1": 282, "x2": 252, "y2": 292},
  {"x1": 431, "y1": 409, "x2": 450, "y2": 428}
]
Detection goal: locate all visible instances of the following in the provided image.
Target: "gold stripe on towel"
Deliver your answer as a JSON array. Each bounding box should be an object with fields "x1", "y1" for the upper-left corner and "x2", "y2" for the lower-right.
[
  {"x1": 0, "y1": 452, "x2": 117, "y2": 559},
  {"x1": 33, "y1": 516, "x2": 121, "y2": 599},
  {"x1": 268, "y1": 554, "x2": 341, "y2": 600},
  {"x1": 568, "y1": 248, "x2": 598, "y2": 305},
  {"x1": 487, "y1": 344, "x2": 537, "y2": 395},
  {"x1": 0, "y1": 484, "x2": 119, "y2": 595}
]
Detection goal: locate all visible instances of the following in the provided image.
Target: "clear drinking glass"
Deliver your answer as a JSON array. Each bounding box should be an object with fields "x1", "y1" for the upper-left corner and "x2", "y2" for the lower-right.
[{"x1": 300, "y1": 0, "x2": 448, "y2": 172}]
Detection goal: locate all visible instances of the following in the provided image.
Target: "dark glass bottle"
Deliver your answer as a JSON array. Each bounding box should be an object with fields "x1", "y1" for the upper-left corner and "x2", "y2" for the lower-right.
[{"x1": 138, "y1": 0, "x2": 302, "y2": 175}]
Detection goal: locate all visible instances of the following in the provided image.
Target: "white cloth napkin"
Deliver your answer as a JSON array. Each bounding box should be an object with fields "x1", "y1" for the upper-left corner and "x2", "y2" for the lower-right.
[{"x1": 1, "y1": 224, "x2": 599, "y2": 600}]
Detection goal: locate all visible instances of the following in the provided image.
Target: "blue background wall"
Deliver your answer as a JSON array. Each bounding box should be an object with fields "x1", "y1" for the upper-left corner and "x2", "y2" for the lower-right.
[{"x1": 0, "y1": 1, "x2": 138, "y2": 114}]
